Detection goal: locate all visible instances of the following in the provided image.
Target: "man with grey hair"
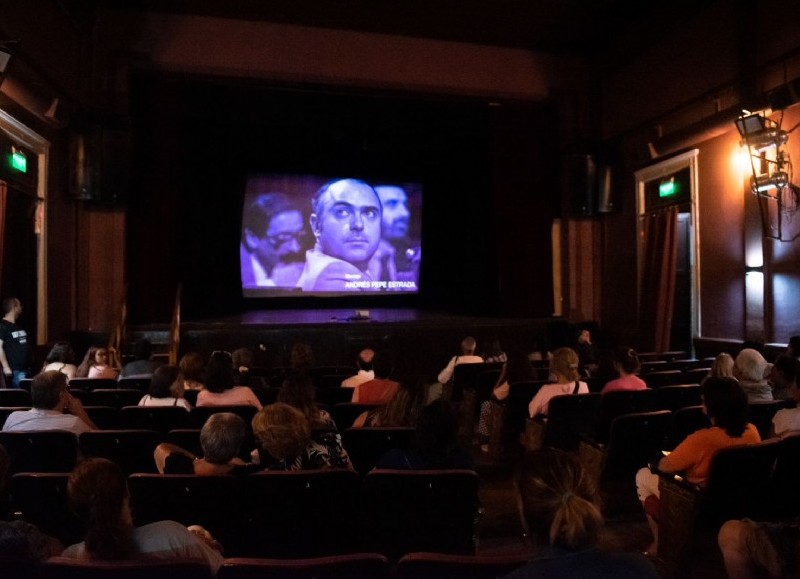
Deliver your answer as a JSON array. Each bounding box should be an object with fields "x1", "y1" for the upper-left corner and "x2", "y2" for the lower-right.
[{"x1": 296, "y1": 178, "x2": 382, "y2": 292}]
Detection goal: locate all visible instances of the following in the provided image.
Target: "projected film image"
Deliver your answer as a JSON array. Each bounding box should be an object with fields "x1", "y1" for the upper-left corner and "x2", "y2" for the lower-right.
[{"x1": 240, "y1": 174, "x2": 422, "y2": 298}]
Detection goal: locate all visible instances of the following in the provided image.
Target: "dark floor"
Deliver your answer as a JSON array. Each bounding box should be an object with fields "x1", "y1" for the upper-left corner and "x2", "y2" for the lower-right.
[{"x1": 470, "y1": 448, "x2": 730, "y2": 579}]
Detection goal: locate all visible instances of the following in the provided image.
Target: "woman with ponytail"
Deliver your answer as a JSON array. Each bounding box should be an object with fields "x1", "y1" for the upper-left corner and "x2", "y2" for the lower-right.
[
  {"x1": 504, "y1": 449, "x2": 658, "y2": 578},
  {"x1": 600, "y1": 347, "x2": 647, "y2": 394},
  {"x1": 63, "y1": 458, "x2": 223, "y2": 571}
]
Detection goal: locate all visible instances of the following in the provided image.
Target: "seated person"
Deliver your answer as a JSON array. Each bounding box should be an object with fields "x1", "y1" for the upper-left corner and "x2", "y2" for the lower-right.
[
  {"x1": 718, "y1": 517, "x2": 800, "y2": 579},
  {"x1": 155, "y1": 412, "x2": 260, "y2": 476},
  {"x1": 504, "y1": 448, "x2": 658, "y2": 579},
  {"x1": 62, "y1": 458, "x2": 223, "y2": 570},
  {"x1": 341, "y1": 348, "x2": 375, "y2": 389},
  {"x1": 138, "y1": 365, "x2": 192, "y2": 411},
  {"x1": 704, "y1": 352, "x2": 736, "y2": 384},
  {"x1": 41, "y1": 341, "x2": 78, "y2": 381},
  {"x1": 351, "y1": 351, "x2": 399, "y2": 405},
  {"x1": 528, "y1": 347, "x2": 589, "y2": 419},
  {"x1": 376, "y1": 399, "x2": 473, "y2": 470},
  {"x1": 178, "y1": 351, "x2": 206, "y2": 392},
  {"x1": 734, "y1": 348, "x2": 773, "y2": 402},
  {"x1": 477, "y1": 350, "x2": 535, "y2": 450},
  {"x1": 278, "y1": 372, "x2": 337, "y2": 431},
  {"x1": 436, "y1": 336, "x2": 484, "y2": 386},
  {"x1": 771, "y1": 365, "x2": 800, "y2": 438},
  {"x1": 251, "y1": 403, "x2": 352, "y2": 471},
  {"x1": 353, "y1": 380, "x2": 427, "y2": 428},
  {"x1": 635, "y1": 377, "x2": 761, "y2": 556},
  {"x1": 768, "y1": 354, "x2": 799, "y2": 402},
  {"x1": 196, "y1": 351, "x2": 262, "y2": 409},
  {"x1": 575, "y1": 328, "x2": 599, "y2": 377},
  {"x1": 120, "y1": 339, "x2": 163, "y2": 378},
  {"x1": 600, "y1": 347, "x2": 647, "y2": 394},
  {"x1": 2, "y1": 371, "x2": 97, "y2": 434},
  {"x1": 0, "y1": 519, "x2": 63, "y2": 563},
  {"x1": 232, "y1": 347, "x2": 268, "y2": 391},
  {"x1": 76, "y1": 346, "x2": 121, "y2": 379}
]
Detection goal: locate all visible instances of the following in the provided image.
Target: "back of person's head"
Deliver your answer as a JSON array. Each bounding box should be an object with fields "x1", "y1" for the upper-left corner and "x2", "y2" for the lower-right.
[
  {"x1": 702, "y1": 377, "x2": 749, "y2": 437},
  {"x1": 289, "y1": 342, "x2": 315, "y2": 370},
  {"x1": 710, "y1": 352, "x2": 735, "y2": 378},
  {"x1": 613, "y1": 346, "x2": 641, "y2": 375},
  {"x1": 30, "y1": 371, "x2": 67, "y2": 410},
  {"x1": 734, "y1": 348, "x2": 768, "y2": 382},
  {"x1": 788, "y1": 336, "x2": 800, "y2": 357},
  {"x1": 179, "y1": 352, "x2": 205, "y2": 383},
  {"x1": 376, "y1": 380, "x2": 427, "y2": 427},
  {"x1": 505, "y1": 350, "x2": 535, "y2": 383},
  {"x1": 205, "y1": 351, "x2": 235, "y2": 393},
  {"x1": 0, "y1": 520, "x2": 57, "y2": 562},
  {"x1": 232, "y1": 347, "x2": 254, "y2": 372},
  {"x1": 148, "y1": 365, "x2": 180, "y2": 398},
  {"x1": 516, "y1": 448, "x2": 603, "y2": 550},
  {"x1": 67, "y1": 458, "x2": 133, "y2": 560},
  {"x1": 371, "y1": 351, "x2": 393, "y2": 380},
  {"x1": 771, "y1": 354, "x2": 800, "y2": 385},
  {"x1": 483, "y1": 337, "x2": 503, "y2": 358},
  {"x1": 1, "y1": 297, "x2": 18, "y2": 315},
  {"x1": 460, "y1": 336, "x2": 477, "y2": 356},
  {"x1": 278, "y1": 372, "x2": 317, "y2": 422},
  {"x1": 252, "y1": 403, "x2": 311, "y2": 461},
  {"x1": 550, "y1": 347, "x2": 580, "y2": 382},
  {"x1": 416, "y1": 398, "x2": 458, "y2": 459},
  {"x1": 131, "y1": 339, "x2": 153, "y2": 362},
  {"x1": 356, "y1": 348, "x2": 375, "y2": 372},
  {"x1": 200, "y1": 412, "x2": 246, "y2": 464},
  {"x1": 44, "y1": 341, "x2": 76, "y2": 365}
]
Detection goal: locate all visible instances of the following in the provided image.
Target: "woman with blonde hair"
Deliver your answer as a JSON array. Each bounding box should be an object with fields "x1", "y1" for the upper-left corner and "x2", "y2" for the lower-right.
[
  {"x1": 528, "y1": 347, "x2": 588, "y2": 419},
  {"x1": 704, "y1": 352, "x2": 735, "y2": 383},
  {"x1": 505, "y1": 449, "x2": 658, "y2": 578}
]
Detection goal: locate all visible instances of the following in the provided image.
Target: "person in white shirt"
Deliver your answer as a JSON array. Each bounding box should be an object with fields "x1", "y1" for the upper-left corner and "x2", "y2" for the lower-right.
[
  {"x1": 436, "y1": 336, "x2": 484, "y2": 385},
  {"x1": 2, "y1": 370, "x2": 97, "y2": 435},
  {"x1": 341, "y1": 348, "x2": 375, "y2": 388}
]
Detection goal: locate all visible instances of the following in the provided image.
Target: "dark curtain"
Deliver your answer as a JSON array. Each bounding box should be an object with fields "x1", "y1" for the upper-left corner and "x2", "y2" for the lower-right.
[{"x1": 639, "y1": 206, "x2": 679, "y2": 353}]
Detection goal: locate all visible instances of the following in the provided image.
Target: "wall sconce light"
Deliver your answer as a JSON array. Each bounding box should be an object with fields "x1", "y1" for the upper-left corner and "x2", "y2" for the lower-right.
[{"x1": 735, "y1": 111, "x2": 800, "y2": 241}]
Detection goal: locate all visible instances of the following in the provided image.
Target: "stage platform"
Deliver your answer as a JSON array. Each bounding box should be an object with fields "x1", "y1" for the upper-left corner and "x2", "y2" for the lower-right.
[{"x1": 157, "y1": 309, "x2": 570, "y2": 382}]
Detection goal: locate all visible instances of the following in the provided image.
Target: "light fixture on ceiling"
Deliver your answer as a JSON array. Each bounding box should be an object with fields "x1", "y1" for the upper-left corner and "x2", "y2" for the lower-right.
[{"x1": 735, "y1": 111, "x2": 800, "y2": 241}]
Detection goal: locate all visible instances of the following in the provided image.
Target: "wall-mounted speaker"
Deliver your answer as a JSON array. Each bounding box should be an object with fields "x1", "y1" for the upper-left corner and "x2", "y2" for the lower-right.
[{"x1": 566, "y1": 153, "x2": 596, "y2": 217}]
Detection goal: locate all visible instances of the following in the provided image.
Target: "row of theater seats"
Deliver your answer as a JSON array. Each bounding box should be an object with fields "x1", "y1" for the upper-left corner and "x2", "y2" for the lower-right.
[
  {"x1": 2, "y1": 550, "x2": 534, "y2": 579},
  {"x1": 6, "y1": 468, "x2": 481, "y2": 562},
  {"x1": 0, "y1": 424, "x2": 419, "y2": 477}
]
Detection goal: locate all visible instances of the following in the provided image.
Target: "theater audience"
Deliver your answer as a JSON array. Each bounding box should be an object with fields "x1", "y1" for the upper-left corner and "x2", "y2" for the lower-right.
[
  {"x1": 155, "y1": 412, "x2": 259, "y2": 476},
  {"x1": 351, "y1": 350, "x2": 399, "y2": 404},
  {"x1": 0, "y1": 519, "x2": 63, "y2": 563},
  {"x1": 2, "y1": 371, "x2": 97, "y2": 434},
  {"x1": 528, "y1": 348, "x2": 589, "y2": 419},
  {"x1": 75, "y1": 345, "x2": 120, "y2": 379},
  {"x1": 232, "y1": 347, "x2": 268, "y2": 390},
  {"x1": 41, "y1": 341, "x2": 78, "y2": 380},
  {"x1": 353, "y1": 380, "x2": 427, "y2": 427},
  {"x1": 436, "y1": 336, "x2": 484, "y2": 386},
  {"x1": 477, "y1": 350, "x2": 535, "y2": 451},
  {"x1": 481, "y1": 337, "x2": 508, "y2": 364},
  {"x1": 288, "y1": 342, "x2": 315, "y2": 375},
  {"x1": 503, "y1": 448, "x2": 658, "y2": 579},
  {"x1": 376, "y1": 398, "x2": 473, "y2": 470},
  {"x1": 63, "y1": 458, "x2": 223, "y2": 570},
  {"x1": 575, "y1": 328, "x2": 599, "y2": 377},
  {"x1": 768, "y1": 354, "x2": 799, "y2": 401},
  {"x1": 600, "y1": 347, "x2": 647, "y2": 394},
  {"x1": 787, "y1": 336, "x2": 800, "y2": 361},
  {"x1": 137, "y1": 365, "x2": 191, "y2": 411},
  {"x1": 196, "y1": 351, "x2": 262, "y2": 410},
  {"x1": 635, "y1": 377, "x2": 761, "y2": 556},
  {"x1": 733, "y1": 348, "x2": 773, "y2": 401},
  {"x1": 251, "y1": 403, "x2": 351, "y2": 471}
]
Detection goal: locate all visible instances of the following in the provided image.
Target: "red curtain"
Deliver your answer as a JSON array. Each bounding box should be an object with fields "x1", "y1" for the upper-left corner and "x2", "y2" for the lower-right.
[{"x1": 639, "y1": 206, "x2": 679, "y2": 353}]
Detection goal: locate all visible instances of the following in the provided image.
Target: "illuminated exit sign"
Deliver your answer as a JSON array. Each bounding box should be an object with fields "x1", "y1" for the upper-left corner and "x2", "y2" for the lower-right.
[{"x1": 10, "y1": 147, "x2": 27, "y2": 173}]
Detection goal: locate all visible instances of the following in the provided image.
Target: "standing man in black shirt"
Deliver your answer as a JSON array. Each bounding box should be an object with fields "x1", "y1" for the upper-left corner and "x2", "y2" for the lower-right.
[{"x1": 0, "y1": 297, "x2": 31, "y2": 388}]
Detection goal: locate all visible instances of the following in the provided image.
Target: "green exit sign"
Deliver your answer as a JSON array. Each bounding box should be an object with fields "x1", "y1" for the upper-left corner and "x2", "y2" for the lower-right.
[
  {"x1": 659, "y1": 177, "x2": 677, "y2": 198},
  {"x1": 10, "y1": 150, "x2": 27, "y2": 173}
]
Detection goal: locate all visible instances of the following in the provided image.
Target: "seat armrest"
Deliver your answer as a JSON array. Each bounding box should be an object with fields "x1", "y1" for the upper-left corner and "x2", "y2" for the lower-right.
[{"x1": 653, "y1": 465, "x2": 704, "y2": 574}]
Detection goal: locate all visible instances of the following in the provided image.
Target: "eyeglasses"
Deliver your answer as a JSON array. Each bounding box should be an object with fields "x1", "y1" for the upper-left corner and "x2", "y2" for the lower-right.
[{"x1": 267, "y1": 230, "x2": 308, "y2": 247}]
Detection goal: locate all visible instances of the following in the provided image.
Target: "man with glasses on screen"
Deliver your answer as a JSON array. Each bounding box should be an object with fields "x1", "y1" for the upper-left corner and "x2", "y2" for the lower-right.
[
  {"x1": 240, "y1": 193, "x2": 307, "y2": 289},
  {"x1": 296, "y1": 178, "x2": 382, "y2": 292}
]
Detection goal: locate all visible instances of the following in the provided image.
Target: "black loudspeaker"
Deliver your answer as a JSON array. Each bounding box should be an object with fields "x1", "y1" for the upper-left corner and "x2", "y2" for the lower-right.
[
  {"x1": 566, "y1": 154, "x2": 596, "y2": 217},
  {"x1": 68, "y1": 125, "x2": 130, "y2": 205}
]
